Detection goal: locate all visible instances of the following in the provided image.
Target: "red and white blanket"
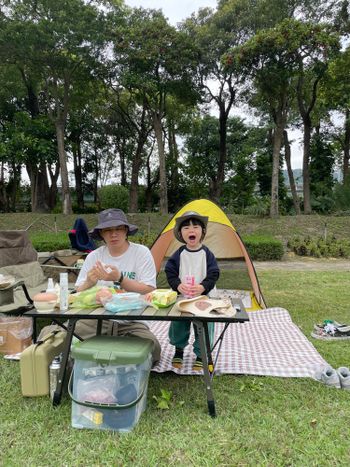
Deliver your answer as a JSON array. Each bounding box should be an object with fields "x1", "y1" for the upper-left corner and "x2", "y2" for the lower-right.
[{"x1": 149, "y1": 307, "x2": 327, "y2": 379}]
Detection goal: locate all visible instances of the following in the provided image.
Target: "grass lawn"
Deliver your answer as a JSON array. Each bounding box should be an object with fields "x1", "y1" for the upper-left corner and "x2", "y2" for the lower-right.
[
  {"x1": 1, "y1": 269, "x2": 350, "y2": 465},
  {"x1": 1, "y1": 212, "x2": 350, "y2": 245}
]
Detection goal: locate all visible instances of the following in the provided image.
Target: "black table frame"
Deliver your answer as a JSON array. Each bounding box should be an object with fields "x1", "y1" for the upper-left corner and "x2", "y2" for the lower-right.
[{"x1": 24, "y1": 303, "x2": 249, "y2": 417}]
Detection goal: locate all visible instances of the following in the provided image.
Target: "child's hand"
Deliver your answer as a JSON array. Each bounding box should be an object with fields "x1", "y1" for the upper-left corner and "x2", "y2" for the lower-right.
[
  {"x1": 178, "y1": 282, "x2": 204, "y2": 298},
  {"x1": 191, "y1": 284, "x2": 205, "y2": 296}
]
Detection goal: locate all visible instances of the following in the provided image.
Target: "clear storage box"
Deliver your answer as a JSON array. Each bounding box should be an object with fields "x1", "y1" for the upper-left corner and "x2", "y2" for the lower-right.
[{"x1": 70, "y1": 335, "x2": 153, "y2": 432}]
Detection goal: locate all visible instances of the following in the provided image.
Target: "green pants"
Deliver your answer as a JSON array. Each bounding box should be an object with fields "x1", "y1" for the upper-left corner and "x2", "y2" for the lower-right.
[{"x1": 168, "y1": 321, "x2": 215, "y2": 358}]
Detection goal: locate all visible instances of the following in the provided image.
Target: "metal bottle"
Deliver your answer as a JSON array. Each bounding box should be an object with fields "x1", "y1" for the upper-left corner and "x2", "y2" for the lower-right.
[{"x1": 49, "y1": 356, "x2": 61, "y2": 400}]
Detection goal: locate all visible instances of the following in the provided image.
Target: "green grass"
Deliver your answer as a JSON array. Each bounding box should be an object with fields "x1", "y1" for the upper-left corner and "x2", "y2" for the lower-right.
[
  {"x1": 1, "y1": 212, "x2": 350, "y2": 246},
  {"x1": 2, "y1": 269, "x2": 350, "y2": 465}
]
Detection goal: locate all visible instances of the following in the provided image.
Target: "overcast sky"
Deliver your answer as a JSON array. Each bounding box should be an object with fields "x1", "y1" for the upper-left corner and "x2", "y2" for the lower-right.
[
  {"x1": 124, "y1": 0, "x2": 218, "y2": 25},
  {"x1": 124, "y1": 0, "x2": 304, "y2": 169}
]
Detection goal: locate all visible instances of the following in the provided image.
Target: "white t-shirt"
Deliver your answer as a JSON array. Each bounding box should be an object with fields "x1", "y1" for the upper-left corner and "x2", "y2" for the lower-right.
[{"x1": 75, "y1": 242, "x2": 156, "y2": 289}]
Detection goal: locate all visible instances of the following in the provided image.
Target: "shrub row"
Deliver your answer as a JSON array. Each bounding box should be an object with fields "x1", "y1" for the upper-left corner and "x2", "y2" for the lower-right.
[
  {"x1": 287, "y1": 236, "x2": 350, "y2": 258},
  {"x1": 242, "y1": 235, "x2": 284, "y2": 261},
  {"x1": 29, "y1": 232, "x2": 71, "y2": 252},
  {"x1": 30, "y1": 231, "x2": 284, "y2": 261}
]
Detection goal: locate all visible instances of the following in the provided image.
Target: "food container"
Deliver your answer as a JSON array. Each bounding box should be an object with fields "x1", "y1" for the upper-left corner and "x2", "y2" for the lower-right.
[
  {"x1": 103, "y1": 293, "x2": 145, "y2": 314},
  {"x1": 33, "y1": 292, "x2": 58, "y2": 312},
  {"x1": 70, "y1": 336, "x2": 153, "y2": 432},
  {"x1": 150, "y1": 289, "x2": 177, "y2": 308}
]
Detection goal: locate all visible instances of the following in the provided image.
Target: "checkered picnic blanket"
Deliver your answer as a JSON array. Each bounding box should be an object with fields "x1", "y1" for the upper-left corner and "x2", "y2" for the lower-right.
[{"x1": 149, "y1": 307, "x2": 328, "y2": 380}]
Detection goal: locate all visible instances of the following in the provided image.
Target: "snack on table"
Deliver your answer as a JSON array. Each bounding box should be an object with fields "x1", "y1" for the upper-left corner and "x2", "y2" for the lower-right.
[
  {"x1": 70, "y1": 286, "x2": 116, "y2": 308},
  {"x1": 104, "y1": 292, "x2": 145, "y2": 313},
  {"x1": 150, "y1": 289, "x2": 177, "y2": 308}
]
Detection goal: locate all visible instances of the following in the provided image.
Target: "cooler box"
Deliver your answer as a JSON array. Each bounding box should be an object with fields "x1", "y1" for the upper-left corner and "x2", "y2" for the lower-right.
[
  {"x1": 0, "y1": 317, "x2": 32, "y2": 354},
  {"x1": 70, "y1": 336, "x2": 153, "y2": 432}
]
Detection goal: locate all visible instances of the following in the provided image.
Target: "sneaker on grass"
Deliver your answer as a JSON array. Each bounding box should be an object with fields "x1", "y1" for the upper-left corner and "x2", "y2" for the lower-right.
[
  {"x1": 172, "y1": 348, "x2": 184, "y2": 369},
  {"x1": 192, "y1": 357, "x2": 203, "y2": 372},
  {"x1": 319, "y1": 367, "x2": 341, "y2": 388},
  {"x1": 337, "y1": 367, "x2": 350, "y2": 390}
]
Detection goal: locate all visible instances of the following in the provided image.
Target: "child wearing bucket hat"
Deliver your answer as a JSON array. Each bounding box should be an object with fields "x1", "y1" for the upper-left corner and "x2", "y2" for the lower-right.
[{"x1": 165, "y1": 211, "x2": 220, "y2": 371}]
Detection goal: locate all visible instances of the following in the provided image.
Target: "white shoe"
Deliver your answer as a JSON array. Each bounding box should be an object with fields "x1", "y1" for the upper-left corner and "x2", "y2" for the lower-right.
[
  {"x1": 337, "y1": 367, "x2": 350, "y2": 390},
  {"x1": 319, "y1": 366, "x2": 341, "y2": 388}
]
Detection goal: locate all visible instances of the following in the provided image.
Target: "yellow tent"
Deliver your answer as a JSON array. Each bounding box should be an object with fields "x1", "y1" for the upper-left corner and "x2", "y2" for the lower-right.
[{"x1": 150, "y1": 199, "x2": 266, "y2": 311}]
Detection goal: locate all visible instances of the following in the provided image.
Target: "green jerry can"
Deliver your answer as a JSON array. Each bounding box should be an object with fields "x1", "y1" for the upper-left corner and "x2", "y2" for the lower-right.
[{"x1": 20, "y1": 330, "x2": 66, "y2": 396}]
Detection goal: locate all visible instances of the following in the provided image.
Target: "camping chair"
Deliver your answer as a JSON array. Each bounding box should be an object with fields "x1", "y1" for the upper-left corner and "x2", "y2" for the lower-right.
[
  {"x1": 68, "y1": 218, "x2": 96, "y2": 253},
  {"x1": 0, "y1": 230, "x2": 79, "y2": 343},
  {"x1": 0, "y1": 230, "x2": 47, "y2": 314}
]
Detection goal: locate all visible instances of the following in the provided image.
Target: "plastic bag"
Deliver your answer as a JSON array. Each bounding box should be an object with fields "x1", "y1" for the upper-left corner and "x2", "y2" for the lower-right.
[
  {"x1": 104, "y1": 293, "x2": 147, "y2": 314},
  {"x1": 70, "y1": 286, "x2": 116, "y2": 309}
]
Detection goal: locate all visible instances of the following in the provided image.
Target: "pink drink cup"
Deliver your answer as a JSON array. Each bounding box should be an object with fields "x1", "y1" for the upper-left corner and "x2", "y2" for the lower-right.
[{"x1": 184, "y1": 275, "x2": 195, "y2": 298}]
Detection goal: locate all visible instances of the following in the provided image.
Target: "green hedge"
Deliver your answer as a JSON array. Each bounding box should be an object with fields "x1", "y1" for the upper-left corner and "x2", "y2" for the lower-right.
[
  {"x1": 29, "y1": 231, "x2": 284, "y2": 261},
  {"x1": 242, "y1": 235, "x2": 284, "y2": 261},
  {"x1": 287, "y1": 236, "x2": 350, "y2": 258},
  {"x1": 29, "y1": 232, "x2": 71, "y2": 252}
]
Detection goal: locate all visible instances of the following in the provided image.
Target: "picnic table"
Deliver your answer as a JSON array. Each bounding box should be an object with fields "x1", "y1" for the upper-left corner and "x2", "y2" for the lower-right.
[{"x1": 24, "y1": 295, "x2": 249, "y2": 417}]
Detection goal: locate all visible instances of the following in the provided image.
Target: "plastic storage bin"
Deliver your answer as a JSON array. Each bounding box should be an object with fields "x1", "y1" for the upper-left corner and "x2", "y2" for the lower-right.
[{"x1": 70, "y1": 335, "x2": 153, "y2": 432}]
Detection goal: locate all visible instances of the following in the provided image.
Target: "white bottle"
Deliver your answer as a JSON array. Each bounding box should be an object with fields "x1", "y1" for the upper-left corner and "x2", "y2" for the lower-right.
[
  {"x1": 59, "y1": 272, "x2": 69, "y2": 311},
  {"x1": 46, "y1": 278, "x2": 55, "y2": 294}
]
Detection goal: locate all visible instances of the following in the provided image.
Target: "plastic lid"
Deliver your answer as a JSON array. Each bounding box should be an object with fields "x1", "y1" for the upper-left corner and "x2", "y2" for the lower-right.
[{"x1": 71, "y1": 336, "x2": 153, "y2": 364}]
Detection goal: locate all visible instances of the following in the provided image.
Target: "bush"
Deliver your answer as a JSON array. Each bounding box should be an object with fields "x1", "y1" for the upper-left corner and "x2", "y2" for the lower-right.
[
  {"x1": 29, "y1": 232, "x2": 71, "y2": 252},
  {"x1": 243, "y1": 197, "x2": 270, "y2": 217},
  {"x1": 98, "y1": 185, "x2": 129, "y2": 211},
  {"x1": 287, "y1": 235, "x2": 350, "y2": 258},
  {"x1": 242, "y1": 235, "x2": 284, "y2": 261}
]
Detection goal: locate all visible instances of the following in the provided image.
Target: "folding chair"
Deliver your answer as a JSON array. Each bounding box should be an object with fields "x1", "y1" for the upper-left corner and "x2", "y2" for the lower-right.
[
  {"x1": 0, "y1": 230, "x2": 47, "y2": 314},
  {"x1": 68, "y1": 218, "x2": 96, "y2": 253}
]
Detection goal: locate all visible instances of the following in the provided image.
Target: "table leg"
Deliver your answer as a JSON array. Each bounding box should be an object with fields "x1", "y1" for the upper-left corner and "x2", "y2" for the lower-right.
[
  {"x1": 32, "y1": 318, "x2": 37, "y2": 343},
  {"x1": 52, "y1": 318, "x2": 77, "y2": 407},
  {"x1": 194, "y1": 320, "x2": 216, "y2": 418}
]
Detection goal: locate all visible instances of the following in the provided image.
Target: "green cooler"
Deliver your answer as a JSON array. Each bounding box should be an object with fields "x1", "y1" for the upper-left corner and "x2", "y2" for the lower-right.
[{"x1": 70, "y1": 336, "x2": 153, "y2": 432}]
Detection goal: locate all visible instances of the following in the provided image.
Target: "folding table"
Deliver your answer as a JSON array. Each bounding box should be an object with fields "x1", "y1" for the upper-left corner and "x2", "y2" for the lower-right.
[{"x1": 24, "y1": 298, "x2": 249, "y2": 417}]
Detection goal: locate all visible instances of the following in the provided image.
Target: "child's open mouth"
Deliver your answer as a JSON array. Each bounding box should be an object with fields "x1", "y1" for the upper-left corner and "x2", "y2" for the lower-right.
[{"x1": 189, "y1": 235, "x2": 196, "y2": 241}]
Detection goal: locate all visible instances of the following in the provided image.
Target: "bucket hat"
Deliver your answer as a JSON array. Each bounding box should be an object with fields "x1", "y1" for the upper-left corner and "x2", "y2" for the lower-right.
[
  {"x1": 174, "y1": 211, "x2": 208, "y2": 243},
  {"x1": 89, "y1": 209, "x2": 138, "y2": 240}
]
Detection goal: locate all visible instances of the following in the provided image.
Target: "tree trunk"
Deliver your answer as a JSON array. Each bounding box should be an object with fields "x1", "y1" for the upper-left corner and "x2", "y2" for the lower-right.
[
  {"x1": 283, "y1": 130, "x2": 301, "y2": 214},
  {"x1": 72, "y1": 137, "x2": 84, "y2": 209},
  {"x1": 129, "y1": 106, "x2": 149, "y2": 212},
  {"x1": 93, "y1": 146, "x2": 99, "y2": 204},
  {"x1": 55, "y1": 121, "x2": 72, "y2": 214},
  {"x1": 48, "y1": 163, "x2": 60, "y2": 210},
  {"x1": 0, "y1": 162, "x2": 9, "y2": 212},
  {"x1": 343, "y1": 108, "x2": 350, "y2": 182},
  {"x1": 153, "y1": 112, "x2": 168, "y2": 214},
  {"x1": 212, "y1": 106, "x2": 228, "y2": 201},
  {"x1": 302, "y1": 117, "x2": 312, "y2": 214},
  {"x1": 270, "y1": 123, "x2": 284, "y2": 218},
  {"x1": 25, "y1": 162, "x2": 50, "y2": 212}
]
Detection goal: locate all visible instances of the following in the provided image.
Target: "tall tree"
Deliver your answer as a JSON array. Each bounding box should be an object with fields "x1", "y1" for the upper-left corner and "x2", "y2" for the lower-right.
[
  {"x1": 224, "y1": 18, "x2": 340, "y2": 216},
  {"x1": 112, "y1": 8, "x2": 199, "y2": 214},
  {"x1": 0, "y1": 0, "x2": 109, "y2": 214}
]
